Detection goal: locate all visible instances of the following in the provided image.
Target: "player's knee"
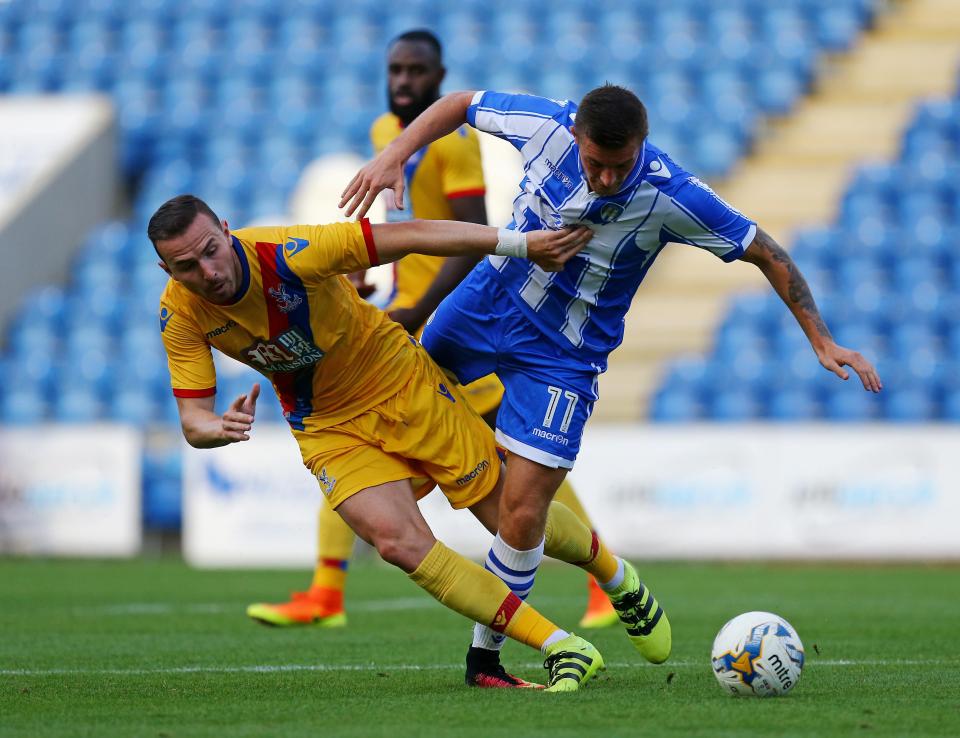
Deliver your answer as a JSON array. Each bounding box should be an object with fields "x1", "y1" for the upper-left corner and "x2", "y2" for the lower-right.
[
  {"x1": 370, "y1": 524, "x2": 432, "y2": 573},
  {"x1": 499, "y1": 504, "x2": 548, "y2": 548}
]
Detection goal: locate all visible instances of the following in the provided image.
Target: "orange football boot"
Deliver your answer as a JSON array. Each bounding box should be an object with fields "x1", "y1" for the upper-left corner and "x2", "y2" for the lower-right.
[
  {"x1": 578, "y1": 576, "x2": 620, "y2": 629},
  {"x1": 246, "y1": 586, "x2": 347, "y2": 627}
]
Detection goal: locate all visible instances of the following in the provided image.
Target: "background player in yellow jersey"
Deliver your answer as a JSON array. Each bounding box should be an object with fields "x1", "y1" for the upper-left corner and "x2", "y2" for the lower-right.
[
  {"x1": 246, "y1": 30, "x2": 618, "y2": 644},
  {"x1": 150, "y1": 194, "x2": 633, "y2": 691}
]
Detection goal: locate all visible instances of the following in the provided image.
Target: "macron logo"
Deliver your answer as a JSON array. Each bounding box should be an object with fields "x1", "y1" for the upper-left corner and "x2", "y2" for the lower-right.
[{"x1": 544, "y1": 158, "x2": 574, "y2": 190}]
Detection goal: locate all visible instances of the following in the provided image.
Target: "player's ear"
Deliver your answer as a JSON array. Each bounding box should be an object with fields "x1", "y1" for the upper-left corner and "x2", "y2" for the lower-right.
[
  {"x1": 570, "y1": 124, "x2": 578, "y2": 140},
  {"x1": 158, "y1": 259, "x2": 172, "y2": 276},
  {"x1": 221, "y1": 219, "x2": 230, "y2": 237}
]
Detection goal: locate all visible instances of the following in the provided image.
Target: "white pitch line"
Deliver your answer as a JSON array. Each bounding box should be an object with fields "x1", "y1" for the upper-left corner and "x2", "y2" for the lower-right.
[
  {"x1": 1, "y1": 659, "x2": 954, "y2": 677},
  {"x1": 71, "y1": 596, "x2": 577, "y2": 617},
  {"x1": 70, "y1": 598, "x2": 435, "y2": 616}
]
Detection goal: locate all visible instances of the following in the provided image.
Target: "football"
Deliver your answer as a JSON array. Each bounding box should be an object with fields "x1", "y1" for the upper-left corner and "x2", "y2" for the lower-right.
[{"x1": 711, "y1": 611, "x2": 805, "y2": 697}]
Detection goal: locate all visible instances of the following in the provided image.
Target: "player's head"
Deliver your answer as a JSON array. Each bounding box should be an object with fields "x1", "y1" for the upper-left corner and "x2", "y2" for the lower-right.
[
  {"x1": 387, "y1": 29, "x2": 445, "y2": 126},
  {"x1": 148, "y1": 194, "x2": 241, "y2": 305},
  {"x1": 572, "y1": 84, "x2": 649, "y2": 196}
]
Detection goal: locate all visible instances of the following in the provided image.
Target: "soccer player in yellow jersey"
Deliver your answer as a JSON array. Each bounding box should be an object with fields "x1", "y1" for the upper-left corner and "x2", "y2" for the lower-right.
[
  {"x1": 247, "y1": 30, "x2": 618, "y2": 654},
  {"x1": 151, "y1": 193, "x2": 630, "y2": 691}
]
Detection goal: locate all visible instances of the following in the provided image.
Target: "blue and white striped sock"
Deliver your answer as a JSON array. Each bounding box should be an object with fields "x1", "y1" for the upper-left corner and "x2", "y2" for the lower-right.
[{"x1": 472, "y1": 533, "x2": 545, "y2": 651}]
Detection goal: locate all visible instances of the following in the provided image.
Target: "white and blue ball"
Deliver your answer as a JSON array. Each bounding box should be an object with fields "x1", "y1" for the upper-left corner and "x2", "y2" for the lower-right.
[{"x1": 711, "y1": 611, "x2": 805, "y2": 697}]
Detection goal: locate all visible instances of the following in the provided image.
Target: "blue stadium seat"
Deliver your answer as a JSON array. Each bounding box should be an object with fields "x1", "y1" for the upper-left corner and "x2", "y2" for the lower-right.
[
  {"x1": 53, "y1": 388, "x2": 103, "y2": 423},
  {"x1": 650, "y1": 388, "x2": 702, "y2": 422},
  {"x1": 709, "y1": 388, "x2": 761, "y2": 421},
  {"x1": 822, "y1": 388, "x2": 878, "y2": 421},
  {"x1": 883, "y1": 385, "x2": 937, "y2": 422},
  {"x1": 0, "y1": 387, "x2": 48, "y2": 425},
  {"x1": 767, "y1": 387, "x2": 819, "y2": 421}
]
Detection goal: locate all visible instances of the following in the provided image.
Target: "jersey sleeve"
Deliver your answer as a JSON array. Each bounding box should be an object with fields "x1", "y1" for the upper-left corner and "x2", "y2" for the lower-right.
[
  {"x1": 435, "y1": 126, "x2": 486, "y2": 200},
  {"x1": 466, "y1": 91, "x2": 565, "y2": 151},
  {"x1": 660, "y1": 176, "x2": 757, "y2": 262},
  {"x1": 276, "y1": 219, "x2": 380, "y2": 280},
  {"x1": 159, "y1": 299, "x2": 217, "y2": 398}
]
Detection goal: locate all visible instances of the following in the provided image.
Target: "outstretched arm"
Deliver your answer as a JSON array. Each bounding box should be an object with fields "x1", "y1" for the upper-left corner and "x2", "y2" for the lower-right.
[
  {"x1": 340, "y1": 91, "x2": 476, "y2": 218},
  {"x1": 370, "y1": 220, "x2": 592, "y2": 274},
  {"x1": 388, "y1": 195, "x2": 488, "y2": 333},
  {"x1": 740, "y1": 227, "x2": 882, "y2": 392}
]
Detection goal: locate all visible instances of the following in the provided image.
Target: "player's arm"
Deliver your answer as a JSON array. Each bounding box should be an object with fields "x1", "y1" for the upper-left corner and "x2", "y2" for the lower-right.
[
  {"x1": 740, "y1": 227, "x2": 882, "y2": 392},
  {"x1": 341, "y1": 91, "x2": 476, "y2": 217},
  {"x1": 176, "y1": 384, "x2": 261, "y2": 448},
  {"x1": 370, "y1": 219, "x2": 591, "y2": 273},
  {"x1": 388, "y1": 195, "x2": 487, "y2": 332}
]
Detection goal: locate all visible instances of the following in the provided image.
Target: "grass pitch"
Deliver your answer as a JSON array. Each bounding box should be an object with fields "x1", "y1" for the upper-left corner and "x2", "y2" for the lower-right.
[{"x1": 1, "y1": 557, "x2": 958, "y2": 738}]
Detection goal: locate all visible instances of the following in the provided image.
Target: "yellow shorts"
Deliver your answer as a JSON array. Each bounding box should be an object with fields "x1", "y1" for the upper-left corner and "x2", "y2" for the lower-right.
[
  {"x1": 458, "y1": 373, "x2": 504, "y2": 418},
  {"x1": 294, "y1": 346, "x2": 500, "y2": 511},
  {"x1": 411, "y1": 318, "x2": 503, "y2": 419}
]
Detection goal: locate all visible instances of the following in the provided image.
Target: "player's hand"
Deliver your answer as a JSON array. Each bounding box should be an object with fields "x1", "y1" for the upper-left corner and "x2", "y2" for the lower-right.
[
  {"x1": 221, "y1": 383, "x2": 260, "y2": 442},
  {"x1": 817, "y1": 342, "x2": 883, "y2": 393},
  {"x1": 525, "y1": 225, "x2": 593, "y2": 272},
  {"x1": 340, "y1": 151, "x2": 405, "y2": 219},
  {"x1": 347, "y1": 269, "x2": 376, "y2": 299}
]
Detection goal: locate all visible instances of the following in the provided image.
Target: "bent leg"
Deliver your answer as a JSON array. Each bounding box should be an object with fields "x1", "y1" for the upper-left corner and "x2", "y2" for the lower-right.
[
  {"x1": 335, "y1": 479, "x2": 434, "y2": 573},
  {"x1": 336, "y1": 478, "x2": 567, "y2": 652}
]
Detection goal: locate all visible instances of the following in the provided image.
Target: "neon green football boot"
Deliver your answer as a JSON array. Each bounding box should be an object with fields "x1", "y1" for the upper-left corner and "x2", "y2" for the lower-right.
[
  {"x1": 608, "y1": 560, "x2": 671, "y2": 663},
  {"x1": 542, "y1": 634, "x2": 605, "y2": 692}
]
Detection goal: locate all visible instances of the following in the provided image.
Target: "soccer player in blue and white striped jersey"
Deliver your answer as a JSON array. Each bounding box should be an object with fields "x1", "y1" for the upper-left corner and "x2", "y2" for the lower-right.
[{"x1": 342, "y1": 85, "x2": 882, "y2": 680}]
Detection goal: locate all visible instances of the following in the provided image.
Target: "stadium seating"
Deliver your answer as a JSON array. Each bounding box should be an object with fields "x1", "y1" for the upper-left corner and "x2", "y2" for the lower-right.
[
  {"x1": 652, "y1": 80, "x2": 960, "y2": 422},
  {"x1": 0, "y1": 0, "x2": 881, "y2": 526}
]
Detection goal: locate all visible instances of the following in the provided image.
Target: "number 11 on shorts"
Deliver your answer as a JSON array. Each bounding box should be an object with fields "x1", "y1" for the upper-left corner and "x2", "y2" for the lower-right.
[{"x1": 543, "y1": 386, "x2": 579, "y2": 434}]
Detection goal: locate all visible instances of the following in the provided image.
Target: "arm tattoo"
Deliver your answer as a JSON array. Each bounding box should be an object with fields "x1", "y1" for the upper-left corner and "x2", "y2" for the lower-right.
[{"x1": 753, "y1": 229, "x2": 832, "y2": 339}]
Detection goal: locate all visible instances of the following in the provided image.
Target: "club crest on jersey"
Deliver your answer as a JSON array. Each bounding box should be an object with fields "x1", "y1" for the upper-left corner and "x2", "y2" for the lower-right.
[
  {"x1": 316, "y1": 467, "x2": 336, "y2": 497},
  {"x1": 599, "y1": 202, "x2": 625, "y2": 223},
  {"x1": 268, "y1": 284, "x2": 302, "y2": 314}
]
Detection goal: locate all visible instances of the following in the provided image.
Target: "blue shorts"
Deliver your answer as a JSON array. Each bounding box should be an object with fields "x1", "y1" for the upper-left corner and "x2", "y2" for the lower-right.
[{"x1": 421, "y1": 265, "x2": 601, "y2": 469}]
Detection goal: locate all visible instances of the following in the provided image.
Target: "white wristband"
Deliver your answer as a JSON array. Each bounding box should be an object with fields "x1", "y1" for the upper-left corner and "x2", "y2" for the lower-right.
[{"x1": 494, "y1": 228, "x2": 527, "y2": 258}]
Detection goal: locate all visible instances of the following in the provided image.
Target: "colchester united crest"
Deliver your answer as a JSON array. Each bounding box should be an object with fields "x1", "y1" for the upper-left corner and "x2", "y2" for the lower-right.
[{"x1": 599, "y1": 202, "x2": 624, "y2": 223}]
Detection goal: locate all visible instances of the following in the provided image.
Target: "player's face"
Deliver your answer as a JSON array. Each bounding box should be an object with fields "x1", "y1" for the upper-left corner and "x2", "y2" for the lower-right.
[
  {"x1": 157, "y1": 214, "x2": 241, "y2": 305},
  {"x1": 387, "y1": 40, "x2": 444, "y2": 125},
  {"x1": 574, "y1": 130, "x2": 643, "y2": 197}
]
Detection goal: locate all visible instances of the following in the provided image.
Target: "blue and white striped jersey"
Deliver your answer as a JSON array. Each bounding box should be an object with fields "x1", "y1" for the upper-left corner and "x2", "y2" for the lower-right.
[{"x1": 467, "y1": 90, "x2": 757, "y2": 362}]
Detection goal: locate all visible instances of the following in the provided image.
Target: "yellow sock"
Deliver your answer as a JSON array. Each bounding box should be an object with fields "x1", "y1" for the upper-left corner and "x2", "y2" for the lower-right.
[
  {"x1": 544, "y1": 501, "x2": 620, "y2": 585},
  {"x1": 409, "y1": 541, "x2": 561, "y2": 651},
  {"x1": 554, "y1": 478, "x2": 605, "y2": 589},
  {"x1": 311, "y1": 497, "x2": 356, "y2": 591},
  {"x1": 554, "y1": 478, "x2": 596, "y2": 530}
]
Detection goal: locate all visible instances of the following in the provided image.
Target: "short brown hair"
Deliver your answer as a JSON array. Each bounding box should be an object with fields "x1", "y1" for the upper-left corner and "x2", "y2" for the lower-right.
[
  {"x1": 147, "y1": 194, "x2": 221, "y2": 248},
  {"x1": 576, "y1": 84, "x2": 648, "y2": 149}
]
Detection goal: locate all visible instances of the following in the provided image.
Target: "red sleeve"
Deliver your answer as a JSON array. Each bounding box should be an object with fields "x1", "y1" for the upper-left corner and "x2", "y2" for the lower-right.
[
  {"x1": 446, "y1": 188, "x2": 486, "y2": 200},
  {"x1": 360, "y1": 217, "x2": 378, "y2": 266},
  {"x1": 173, "y1": 387, "x2": 216, "y2": 398}
]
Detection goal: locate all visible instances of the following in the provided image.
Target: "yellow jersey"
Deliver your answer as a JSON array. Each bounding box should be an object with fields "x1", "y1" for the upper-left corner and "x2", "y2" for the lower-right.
[
  {"x1": 159, "y1": 220, "x2": 418, "y2": 432},
  {"x1": 369, "y1": 112, "x2": 486, "y2": 310}
]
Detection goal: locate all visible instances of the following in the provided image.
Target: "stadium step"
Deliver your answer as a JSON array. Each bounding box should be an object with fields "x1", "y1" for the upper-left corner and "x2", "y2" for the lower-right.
[{"x1": 596, "y1": 0, "x2": 960, "y2": 422}]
